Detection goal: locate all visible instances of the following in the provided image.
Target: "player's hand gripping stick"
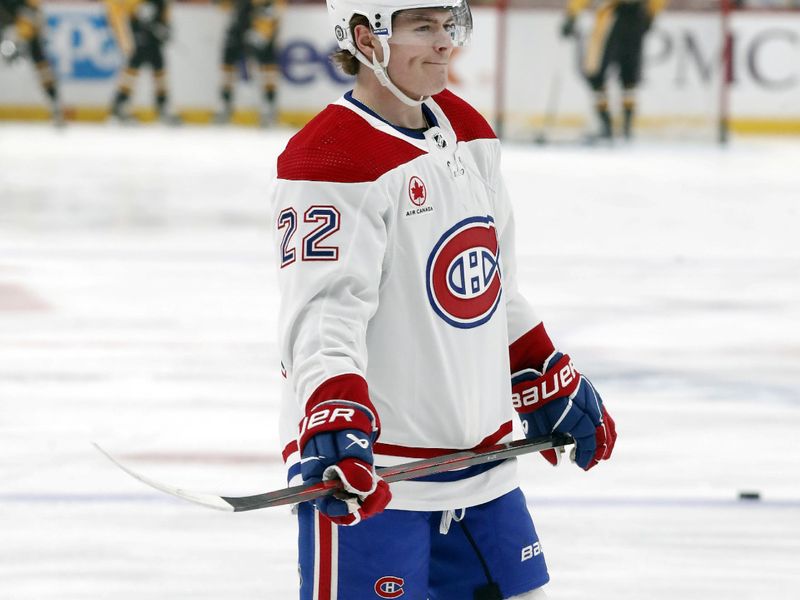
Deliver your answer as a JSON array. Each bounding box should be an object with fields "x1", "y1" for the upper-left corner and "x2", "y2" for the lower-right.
[
  {"x1": 298, "y1": 400, "x2": 391, "y2": 525},
  {"x1": 512, "y1": 352, "x2": 616, "y2": 470}
]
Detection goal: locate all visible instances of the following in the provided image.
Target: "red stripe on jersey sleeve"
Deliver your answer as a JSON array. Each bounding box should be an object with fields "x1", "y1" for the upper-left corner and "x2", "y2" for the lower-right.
[
  {"x1": 305, "y1": 373, "x2": 381, "y2": 431},
  {"x1": 432, "y1": 89, "x2": 497, "y2": 143},
  {"x1": 282, "y1": 440, "x2": 298, "y2": 463},
  {"x1": 306, "y1": 372, "x2": 369, "y2": 409},
  {"x1": 509, "y1": 323, "x2": 556, "y2": 374},
  {"x1": 277, "y1": 105, "x2": 425, "y2": 183}
]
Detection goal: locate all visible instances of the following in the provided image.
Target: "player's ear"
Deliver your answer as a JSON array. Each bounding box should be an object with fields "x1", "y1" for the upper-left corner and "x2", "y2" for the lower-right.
[{"x1": 353, "y1": 23, "x2": 378, "y2": 61}]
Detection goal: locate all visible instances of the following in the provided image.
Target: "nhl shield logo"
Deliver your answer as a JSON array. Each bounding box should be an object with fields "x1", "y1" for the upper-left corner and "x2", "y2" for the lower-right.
[
  {"x1": 426, "y1": 216, "x2": 502, "y2": 329},
  {"x1": 408, "y1": 176, "x2": 426, "y2": 206}
]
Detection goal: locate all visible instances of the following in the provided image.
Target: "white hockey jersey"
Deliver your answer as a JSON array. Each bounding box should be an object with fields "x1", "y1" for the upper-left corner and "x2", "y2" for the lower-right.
[{"x1": 269, "y1": 89, "x2": 543, "y2": 511}]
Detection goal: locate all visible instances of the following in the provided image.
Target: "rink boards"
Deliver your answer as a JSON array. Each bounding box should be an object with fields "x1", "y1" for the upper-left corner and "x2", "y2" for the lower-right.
[{"x1": 0, "y1": 4, "x2": 799, "y2": 134}]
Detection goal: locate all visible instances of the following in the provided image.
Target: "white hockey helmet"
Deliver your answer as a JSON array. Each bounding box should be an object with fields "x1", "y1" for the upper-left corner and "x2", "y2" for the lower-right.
[
  {"x1": 328, "y1": 0, "x2": 472, "y2": 50},
  {"x1": 326, "y1": 0, "x2": 473, "y2": 105}
]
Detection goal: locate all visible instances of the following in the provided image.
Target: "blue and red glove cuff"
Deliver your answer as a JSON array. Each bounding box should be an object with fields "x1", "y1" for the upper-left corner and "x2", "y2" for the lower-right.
[
  {"x1": 298, "y1": 401, "x2": 376, "y2": 452},
  {"x1": 305, "y1": 374, "x2": 380, "y2": 427},
  {"x1": 511, "y1": 352, "x2": 581, "y2": 414},
  {"x1": 299, "y1": 373, "x2": 380, "y2": 451}
]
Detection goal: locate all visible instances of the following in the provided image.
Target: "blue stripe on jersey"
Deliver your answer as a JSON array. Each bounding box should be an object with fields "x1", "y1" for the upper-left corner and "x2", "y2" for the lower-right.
[
  {"x1": 344, "y1": 90, "x2": 439, "y2": 139},
  {"x1": 376, "y1": 459, "x2": 504, "y2": 483},
  {"x1": 287, "y1": 461, "x2": 302, "y2": 484}
]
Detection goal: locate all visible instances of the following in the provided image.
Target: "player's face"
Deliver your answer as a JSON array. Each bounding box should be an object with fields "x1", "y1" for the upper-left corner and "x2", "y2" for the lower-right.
[{"x1": 386, "y1": 9, "x2": 455, "y2": 98}]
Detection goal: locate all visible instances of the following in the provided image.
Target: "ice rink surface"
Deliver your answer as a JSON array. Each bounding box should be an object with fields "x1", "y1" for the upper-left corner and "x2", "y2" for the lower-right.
[{"x1": 1, "y1": 123, "x2": 799, "y2": 599}]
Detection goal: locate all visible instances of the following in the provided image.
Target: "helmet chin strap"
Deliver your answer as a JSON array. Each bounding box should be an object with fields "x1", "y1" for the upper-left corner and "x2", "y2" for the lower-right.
[{"x1": 346, "y1": 38, "x2": 427, "y2": 108}]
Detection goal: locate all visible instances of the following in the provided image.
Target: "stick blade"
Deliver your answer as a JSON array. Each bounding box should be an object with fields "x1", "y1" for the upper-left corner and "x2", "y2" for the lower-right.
[
  {"x1": 92, "y1": 434, "x2": 574, "y2": 513},
  {"x1": 93, "y1": 443, "x2": 235, "y2": 512}
]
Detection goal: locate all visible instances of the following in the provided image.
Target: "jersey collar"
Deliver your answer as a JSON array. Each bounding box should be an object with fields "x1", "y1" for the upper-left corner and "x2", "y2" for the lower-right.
[{"x1": 344, "y1": 90, "x2": 439, "y2": 140}]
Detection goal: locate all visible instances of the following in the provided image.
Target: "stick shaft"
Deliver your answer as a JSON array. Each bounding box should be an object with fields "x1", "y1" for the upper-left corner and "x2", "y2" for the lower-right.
[{"x1": 222, "y1": 433, "x2": 572, "y2": 512}]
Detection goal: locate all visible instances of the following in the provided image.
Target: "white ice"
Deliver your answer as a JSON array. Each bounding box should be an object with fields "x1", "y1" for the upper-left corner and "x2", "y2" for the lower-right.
[{"x1": 0, "y1": 123, "x2": 798, "y2": 600}]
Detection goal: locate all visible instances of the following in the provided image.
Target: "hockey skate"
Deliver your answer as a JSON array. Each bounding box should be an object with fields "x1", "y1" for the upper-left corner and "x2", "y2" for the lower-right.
[
  {"x1": 110, "y1": 98, "x2": 133, "y2": 124},
  {"x1": 158, "y1": 110, "x2": 182, "y2": 126},
  {"x1": 582, "y1": 110, "x2": 613, "y2": 146},
  {"x1": 622, "y1": 107, "x2": 635, "y2": 141},
  {"x1": 213, "y1": 107, "x2": 233, "y2": 125},
  {"x1": 259, "y1": 103, "x2": 277, "y2": 128},
  {"x1": 50, "y1": 101, "x2": 65, "y2": 128}
]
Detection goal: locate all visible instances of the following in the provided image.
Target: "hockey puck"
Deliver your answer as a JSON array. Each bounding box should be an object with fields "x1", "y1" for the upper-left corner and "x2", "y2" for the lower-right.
[{"x1": 738, "y1": 491, "x2": 761, "y2": 501}]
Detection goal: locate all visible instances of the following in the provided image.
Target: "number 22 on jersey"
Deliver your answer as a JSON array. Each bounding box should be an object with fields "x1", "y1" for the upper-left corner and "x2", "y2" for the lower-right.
[{"x1": 277, "y1": 205, "x2": 341, "y2": 267}]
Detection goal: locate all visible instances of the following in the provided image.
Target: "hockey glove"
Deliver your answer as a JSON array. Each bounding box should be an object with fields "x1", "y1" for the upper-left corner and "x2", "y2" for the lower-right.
[
  {"x1": 298, "y1": 400, "x2": 391, "y2": 526},
  {"x1": 512, "y1": 352, "x2": 616, "y2": 470},
  {"x1": 0, "y1": 39, "x2": 21, "y2": 64}
]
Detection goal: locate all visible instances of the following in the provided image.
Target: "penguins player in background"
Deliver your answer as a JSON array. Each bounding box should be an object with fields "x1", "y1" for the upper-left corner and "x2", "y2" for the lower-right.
[
  {"x1": 562, "y1": 0, "x2": 667, "y2": 140},
  {"x1": 0, "y1": 0, "x2": 62, "y2": 124},
  {"x1": 107, "y1": 0, "x2": 178, "y2": 123},
  {"x1": 216, "y1": 0, "x2": 284, "y2": 126}
]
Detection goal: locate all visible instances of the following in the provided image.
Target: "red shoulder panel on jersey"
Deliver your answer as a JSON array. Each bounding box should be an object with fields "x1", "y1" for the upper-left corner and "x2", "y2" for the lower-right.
[
  {"x1": 278, "y1": 105, "x2": 426, "y2": 183},
  {"x1": 432, "y1": 89, "x2": 497, "y2": 143}
]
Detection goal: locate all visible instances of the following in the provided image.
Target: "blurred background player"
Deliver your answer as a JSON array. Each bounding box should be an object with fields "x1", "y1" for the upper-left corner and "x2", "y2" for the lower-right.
[
  {"x1": 216, "y1": 0, "x2": 284, "y2": 126},
  {"x1": 562, "y1": 0, "x2": 666, "y2": 140},
  {"x1": 0, "y1": 0, "x2": 62, "y2": 124},
  {"x1": 106, "y1": 0, "x2": 177, "y2": 123}
]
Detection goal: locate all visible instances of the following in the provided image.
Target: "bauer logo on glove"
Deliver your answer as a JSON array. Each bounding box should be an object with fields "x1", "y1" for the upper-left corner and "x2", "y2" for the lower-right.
[
  {"x1": 511, "y1": 354, "x2": 579, "y2": 409},
  {"x1": 298, "y1": 399, "x2": 391, "y2": 526},
  {"x1": 512, "y1": 351, "x2": 617, "y2": 471}
]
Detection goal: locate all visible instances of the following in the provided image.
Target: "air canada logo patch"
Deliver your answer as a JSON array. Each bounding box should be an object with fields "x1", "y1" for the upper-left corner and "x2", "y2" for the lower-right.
[
  {"x1": 426, "y1": 216, "x2": 502, "y2": 329},
  {"x1": 409, "y1": 176, "x2": 426, "y2": 206},
  {"x1": 406, "y1": 176, "x2": 433, "y2": 216},
  {"x1": 375, "y1": 576, "x2": 405, "y2": 598}
]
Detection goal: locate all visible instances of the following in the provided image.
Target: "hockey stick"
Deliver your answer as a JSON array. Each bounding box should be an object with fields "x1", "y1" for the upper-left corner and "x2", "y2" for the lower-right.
[
  {"x1": 94, "y1": 433, "x2": 573, "y2": 513},
  {"x1": 534, "y1": 31, "x2": 573, "y2": 146},
  {"x1": 533, "y1": 70, "x2": 562, "y2": 145}
]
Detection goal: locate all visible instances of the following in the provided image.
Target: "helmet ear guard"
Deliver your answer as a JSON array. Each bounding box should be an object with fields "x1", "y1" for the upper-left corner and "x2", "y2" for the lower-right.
[{"x1": 328, "y1": 2, "x2": 400, "y2": 51}]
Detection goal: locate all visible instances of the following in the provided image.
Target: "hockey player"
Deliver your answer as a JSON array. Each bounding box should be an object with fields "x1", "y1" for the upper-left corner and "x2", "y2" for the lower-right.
[
  {"x1": 106, "y1": 0, "x2": 175, "y2": 123},
  {"x1": 562, "y1": 0, "x2": 667, "y2": 139},
  {"x1": 0, "y1": 0, "x2": 62, "y2": 124},
  {"x1": 215, "y1": 0, "x2": 284, "y2": 126},
  {"x1": 269, "y1": 0, "x2": 616, "y2": 598}
]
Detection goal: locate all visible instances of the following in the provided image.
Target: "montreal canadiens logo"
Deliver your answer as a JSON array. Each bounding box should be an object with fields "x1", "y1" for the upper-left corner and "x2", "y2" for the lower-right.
[
  {"x1": 375, "y1": 576, "x2": 405, "y2": 598},
  {"x1": 408, "y1": 176, "x2": 426, "y2": 206},
  {"x1": 426, "y1": 216, "x2": 502, "y2": 329}
]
